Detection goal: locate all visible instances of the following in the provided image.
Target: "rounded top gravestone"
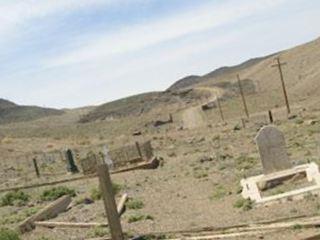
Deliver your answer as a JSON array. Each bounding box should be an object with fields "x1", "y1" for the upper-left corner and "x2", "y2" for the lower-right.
[{"x1": 255, "y1": 125, "x2": 292, "y2": 174}]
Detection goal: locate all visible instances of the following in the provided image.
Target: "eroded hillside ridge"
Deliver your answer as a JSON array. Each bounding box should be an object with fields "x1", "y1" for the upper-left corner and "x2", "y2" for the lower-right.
[
  {"x1": 80, "y1": 37, "x2": 320, "y2": 123},
  {"x1": 0, "y1": 98, "x2": 64, "y2": 124}
]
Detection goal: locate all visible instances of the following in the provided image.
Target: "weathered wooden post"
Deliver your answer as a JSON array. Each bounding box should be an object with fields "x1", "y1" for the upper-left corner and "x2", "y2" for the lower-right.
[
  {"x1": 97, "y1": 163, "x2": 124, "y2": 240},
  {"x1": 216, "y1": 97, "x2": 225, "y2": 122},
  {"x1": 268, "y1": 110, "x2": 274, "y2": 123},
  {"x1": 241, "y1": 118, "x2": 246, "y2": 129},
  {"x1": 169, "y1": 113, "x2": 173, "y2": 123},
  {"x1": 32, "y1": 158, "x2": 40, "y2": 178},
  {"x1": 135, "y1": 142, "x2": 143, "y2": 160},
  {"x1": 65, "y1": 149, "x2": 79, "y2": 174}
]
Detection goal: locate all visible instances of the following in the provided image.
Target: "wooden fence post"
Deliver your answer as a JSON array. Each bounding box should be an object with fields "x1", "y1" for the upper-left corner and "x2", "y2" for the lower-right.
[
  {"x1": 135, "y1": 142, "x2": 143, "y2": 160},
  {"x1": 241, "y1": 118, "x2": 246, "y2": 129},
  {"x1": 268, "y1": 110, "x2": 274, "y2": 123},
  {"x1": 97, "y1": 164, "x2": 124, "y2": 240},
  {"x1": 33, "y1": 158, "x2": 40, "y2": 178}
]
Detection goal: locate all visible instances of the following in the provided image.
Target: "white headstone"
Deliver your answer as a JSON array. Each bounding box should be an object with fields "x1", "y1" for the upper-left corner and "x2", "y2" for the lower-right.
[{"x1": 255, "y1": 125, "x2": 292, "y2": 174}]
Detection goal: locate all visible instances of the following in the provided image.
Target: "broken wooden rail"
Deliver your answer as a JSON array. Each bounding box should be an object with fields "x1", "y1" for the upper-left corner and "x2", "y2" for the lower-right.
[
  {"x1": 0, "y1": 157, "x2": 159, "y2": 193},
  {"x1": 302, "y1": 233, "x2": 320, "y2": 240},
  {"x1": 35, "y1": 193, "x2": 128, "y2": 229},
  {"x1": 112, "y1": 215, "x2": 320, "y2": 240},
  {"x1": 19, "y1": 195, "x2": 71, "y2": 233}
]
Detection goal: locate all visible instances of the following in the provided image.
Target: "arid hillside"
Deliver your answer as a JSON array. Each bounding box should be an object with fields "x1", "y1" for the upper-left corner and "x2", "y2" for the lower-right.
[
  {"x1": 79, "y1": 37, "x2": 320, "y2": 123},
  {"x1": 0, "y1": 99, "x2": 64, "y2": 124},
  {"x1": 193, "y1": 37, "x2": 320, "y2": 107}
]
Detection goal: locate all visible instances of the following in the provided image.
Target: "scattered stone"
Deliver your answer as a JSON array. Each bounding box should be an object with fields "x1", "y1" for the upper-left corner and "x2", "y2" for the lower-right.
[
  {"x1": 307, "y1": 120, "x2": 318, "y2": 125},
  {"x1": 288, "y1": 114, "x2": 298, "y2": 120},
  {"x1": 198, "y1": 156, "x2": 214, "y2": 163},
  {"x1": 132, "y1": 131, "x2": 142, "y2": 136},
  {"x1": 83, "y1": 198, "x2": 94, "y2": 205},
  {"x1": 177, "y1": 126, "x2": 184, "y2": 131},
  {"x1": 153, "y1": 114, "x2": 173, "y2": 127},
  {"x1": 233, "y1": 124, "x2": 242, "y2": 131},
  {"x1": 168, "y1": 152, "x2": 177, "y2": 158}
]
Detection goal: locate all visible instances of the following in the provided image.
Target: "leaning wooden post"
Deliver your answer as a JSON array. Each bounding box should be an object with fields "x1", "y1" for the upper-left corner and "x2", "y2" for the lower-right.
[
  {"x1": 135, "y1": 142, "x2": 143, "y2": 160},
  {"x1": 32, "y1": 158, "x2": 40, "y2": 178},
  {"x1": 241, "y1": 118, "x2": 246, "y2": 129},
  {"x1": 97, "y1": 163, "x2": 124, "y2": 240},
  {"x1": 169, "y1": 113, "x2": 173, "y2": 123}
]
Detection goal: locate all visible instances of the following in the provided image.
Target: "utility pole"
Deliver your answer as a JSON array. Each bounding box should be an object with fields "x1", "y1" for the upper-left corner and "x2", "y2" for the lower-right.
[
  {"x1": 271, "y1": 57, "x2": 291, "y2": 115},
  {"x1": 237, "y1": 74, "x2": 249, "y2": 119}
]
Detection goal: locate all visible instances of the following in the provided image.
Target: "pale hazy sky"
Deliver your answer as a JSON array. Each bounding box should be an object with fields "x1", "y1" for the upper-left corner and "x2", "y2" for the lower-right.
[{"x1": 1, "y1": 0, "x2": 320, "y2": 108}]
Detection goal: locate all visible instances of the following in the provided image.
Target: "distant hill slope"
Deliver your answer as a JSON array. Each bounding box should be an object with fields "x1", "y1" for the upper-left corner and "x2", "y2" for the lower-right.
[
  {"x1": 0, "y1": 99, "x2": 64, "y2": 124},
  {"x1": 167, "y1": 75, "x2": 201, "y2": 91},
  {"x1": 79, "y1": 88, "x2": 206, "y2": 123},
  {"x1": 167, "y1": 55, "x2": 274, "y2": 92},
  {"x1": 81, "y1": 36, "x2": 320, "y2": 123}
]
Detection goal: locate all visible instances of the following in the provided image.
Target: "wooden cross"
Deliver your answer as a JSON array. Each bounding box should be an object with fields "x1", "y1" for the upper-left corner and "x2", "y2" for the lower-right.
[
  {"x1": 97, "y1": 163, "x2": 124, "y2": 240},
  {"x1": 271, "y1": 57, "x2": 291, "y2": 115}
]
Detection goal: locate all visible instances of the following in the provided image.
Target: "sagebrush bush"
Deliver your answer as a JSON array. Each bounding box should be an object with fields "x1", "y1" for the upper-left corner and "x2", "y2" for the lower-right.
[
  {"x1": 126, "y1": 199, "x2": 144, "y2": 210},
  {"x1": 233, "y1": 198, "x2": 253, "y2": 211},
  {"x1": 0, "y1": 228, "x2": 20, "y2": 240},
  {"x1": 90, "y1": 188, "x2": 102, "y2": 201},
  {"x1": 40, "y1": 186, "x2": 76, "y2": 201},
  {"x1": 0, "y1": 191, "x2": 30, "y2": 207},
  {"x1": 90, "y1": 183, "x2": 123, "y2": 201},
  {"x1": 87, "y1": 226, "x2": 109, "y2": 238},
  {"x1": 128, "y1": 214, "x2": 154, "y2": 223}
]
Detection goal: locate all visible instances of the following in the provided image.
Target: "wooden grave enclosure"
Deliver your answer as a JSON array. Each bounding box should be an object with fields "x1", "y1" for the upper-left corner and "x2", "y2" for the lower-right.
[{"x1": 79, "y1": 140, "x2": 154, "y2": 175}]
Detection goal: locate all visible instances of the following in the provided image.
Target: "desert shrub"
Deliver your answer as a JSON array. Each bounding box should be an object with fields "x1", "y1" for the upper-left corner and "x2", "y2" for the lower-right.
[
  {"x1": 90, "y1": 183, "x2": 123, "y2": 201},
  {"x1": 292, "y1": 224, "x2": 302, "y2": 230},
  {"x1": 0, "y1": 228, "x2": 20, "y2": 240},
  {"x1": 233, "y1": 198, "x2": 253, "y2": 211},
  {"x1": 210, "y1": 185, "x2": 228, "y2": 200},
  {"x1": 0, "y1": 191, "x2": 30, "y2": 207},
  {"x1": 136, "y1": 235, "x2": 167, "y2": 240},
  {"x1": 40, "y1": 186, "x2": 76, "y2": 201},
  {"x1": 295, "y1": 119, "x2": 304, "y2": 125},
  {"x1": 90, "y1": 188, "x2": 102, "y2": 201},
  {"x1": 36, "y1": 237, "x2": 53, "y2": 240},
  {"x1": 193, "y1": 166, "x2": 209, "y2": 179},
  {"x1": 235, "y1": 155, "x2": 257, "y2": 171},
  {"x1": 128, "y1": 214, "x2": 154, "y2": 223},
  {"x1": 87, "y1": 226, "x2": 109, "y2": 238},
  {"x1": 112, "y1": 182, "x2": 123, "y2": 195},
  {"x1": 1, "y1": 207, "x2": 40, "y2": 224},
  {"x1": 127, "y1": 199, "x2": 144, "y2": 210}
]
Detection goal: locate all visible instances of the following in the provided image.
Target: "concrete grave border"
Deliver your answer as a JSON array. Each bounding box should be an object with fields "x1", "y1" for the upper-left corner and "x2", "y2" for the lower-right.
[{"x1": 241, "y1": 162, "x2": 320, "y2": 205}]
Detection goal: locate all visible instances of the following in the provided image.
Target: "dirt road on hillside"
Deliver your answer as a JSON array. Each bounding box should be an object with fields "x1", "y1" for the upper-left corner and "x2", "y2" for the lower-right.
[
  {"x1": 182, "y1": 86, "x2": 223, "y2": 129},
  {"x1": 182, "y1": 106, "x2": 206, "y2": 129}
]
